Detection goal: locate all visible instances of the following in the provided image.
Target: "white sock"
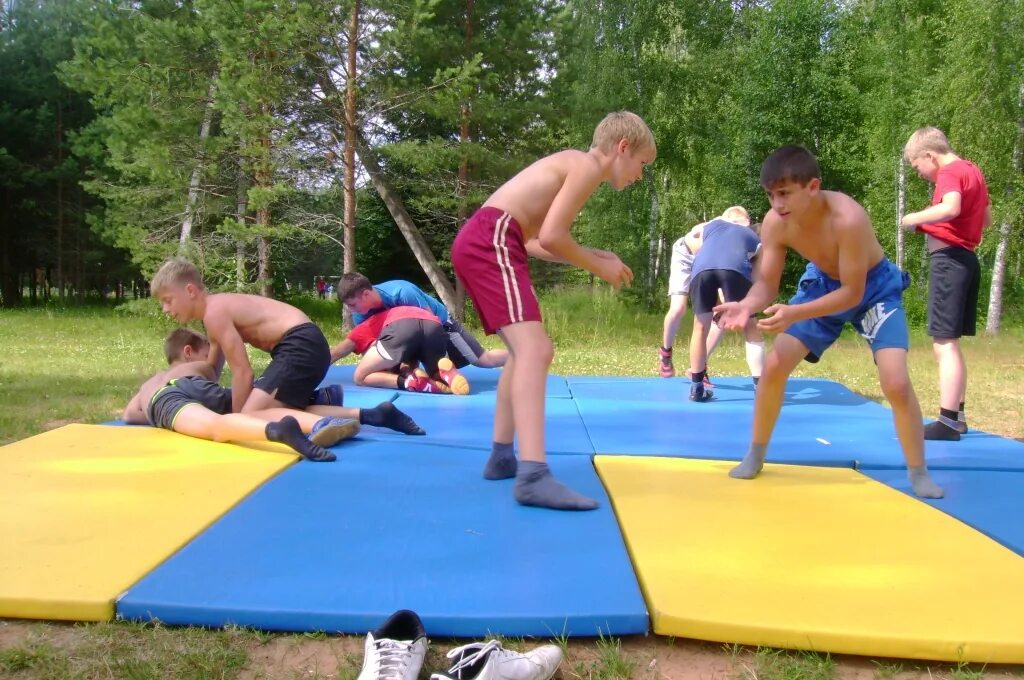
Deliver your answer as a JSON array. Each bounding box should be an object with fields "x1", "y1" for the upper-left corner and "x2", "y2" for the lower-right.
[{"x1": 745, "y1": 340, "x2": 764, "y2": 379}]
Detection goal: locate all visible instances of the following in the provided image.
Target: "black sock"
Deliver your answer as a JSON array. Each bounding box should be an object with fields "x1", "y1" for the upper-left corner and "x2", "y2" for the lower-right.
[
  {"x1": 692, "y1": 370, "x2": 706, "y2": 383},
  {"x1": 753, "y1": 376, "x2": 760, "y2": 386},
  {"x1": 360, "y1": 401, "x2": 425, "y2": 435},
  {"x1": 266, "y1": 416, "x2": 336, "y2": 462},
  {"x1": 923, "y1": 420, "x2": 960, "y2": 441},
  {"x1": 940, "y1": 407, "x2": 958, "y2": 421}
]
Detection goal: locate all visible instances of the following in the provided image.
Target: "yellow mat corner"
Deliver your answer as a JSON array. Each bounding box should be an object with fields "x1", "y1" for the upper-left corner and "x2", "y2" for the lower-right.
[
  {"x1": 0, "y1": 424, "x2": 297, "y2": 621},
  {"x1": 596, "y1": 455, "x2": 1024, "y2": 663}
]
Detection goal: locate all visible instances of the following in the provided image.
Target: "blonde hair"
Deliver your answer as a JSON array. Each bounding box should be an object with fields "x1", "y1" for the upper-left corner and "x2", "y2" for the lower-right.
[
  {"x1": 164, "y1": 328, "x2": 209, "y2": 364},
  {"x1": 591, "y1": 111, "x2": 656, "y2": 156},
  {"x1": 904, "y1": 127, "x2": 952, "y2": 161},
  {"x1": 151, "y1": 258, "x2": 204, "y2": 296},
  {"x1": 721, "y1": 205, "x2": 751, "y2": 226}
]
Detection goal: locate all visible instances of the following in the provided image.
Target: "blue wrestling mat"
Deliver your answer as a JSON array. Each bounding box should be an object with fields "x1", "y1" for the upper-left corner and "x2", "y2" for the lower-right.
[
  {"x1": 862, "y1": 467, "x2": 1024, "y2": 557},
  {"x1": 573, "y1": 377, "x2": 875, "y2": 466},
  {"x1": 389, "y1": 392, "x2": 595, "y2": 455},
  {"x1": 116, "y1": 443, "x2": 646, "y2": 636},
  {"x1": 321, "y1": 364, "x2": 572, "y2": 399}
]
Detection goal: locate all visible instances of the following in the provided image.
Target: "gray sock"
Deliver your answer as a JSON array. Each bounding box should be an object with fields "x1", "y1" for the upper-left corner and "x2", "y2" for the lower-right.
[
  {"x1": 513, "y1": 461, "x2": 599, "y2": 511},
  {"x1": 483, "y1": 441, "x2": 517, "y2": 480},
  {"x1": 730, "y1": 443, "x2": 767, "y2": 479},
  {"x1": 908, "y1": 465, "x2": 944, "y2": 499}
]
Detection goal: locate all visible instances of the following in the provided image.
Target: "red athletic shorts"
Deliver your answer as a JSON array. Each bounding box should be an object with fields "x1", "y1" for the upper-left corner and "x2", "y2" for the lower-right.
[{"x1": 451, "y1": 206, "x2": 542, "y2": 335}]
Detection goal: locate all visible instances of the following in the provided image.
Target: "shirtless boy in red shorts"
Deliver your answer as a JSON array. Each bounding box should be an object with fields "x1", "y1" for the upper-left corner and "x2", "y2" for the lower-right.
[{"x1": 451, "y1": 111, "x2": 656, "y2": 510}]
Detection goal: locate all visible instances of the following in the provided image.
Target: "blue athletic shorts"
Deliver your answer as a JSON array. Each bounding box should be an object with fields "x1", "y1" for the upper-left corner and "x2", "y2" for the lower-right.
[{"x1": 785, "y1": 258, "x2": 911, "y2": 363}]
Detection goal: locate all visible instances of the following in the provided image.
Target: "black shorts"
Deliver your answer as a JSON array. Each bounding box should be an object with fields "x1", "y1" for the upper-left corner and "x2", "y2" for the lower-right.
[
  {"x1": 147, "y1": 376, "x2": 232, "y2": 430},
  {"x1": 928, "y1": 247, "x2": 980, "y2": 339},
  {"x1": 253, "y1": 322, "x2": 331, "y2": 408},
  {"x1": 443, "y1": 317, "x2": 485, "y2": 368},
  {"x1": 689, "y1": 269, "x2": 753, "y2": 316},
  {"x1": 376, "y1": 318, "x2": 447, "y2": 375}
]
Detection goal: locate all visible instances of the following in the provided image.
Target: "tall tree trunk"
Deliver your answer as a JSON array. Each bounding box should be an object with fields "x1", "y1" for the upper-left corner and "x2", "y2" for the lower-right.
[
  {"x1": 354, "y1": 129, "x2": 457, "y2": 310},
  {"x1": 646, "y1": 182, "x2": 659, "y2": 295},
  {"x1": 57, "y1": 97, "x2": 65, "y2": 303},
  {"x1": 896, "y1": 154, "x2": 906, "y2": 269},
  {"x1": 341, "y1": 0, "x2": 359, "y2": 328},
  {"x1": 450, "y1": 0, "x2": 475, "y2": 320},
  {"x1": 235, "y1": 154, "x2": 249, "y2": 291},
  {"x1": 255, "y1": 129, "x2": 273, "y2": 297},
  {"x1": 311, "y1": 63, "x2": 457, "y2": 310},
  {"x1": 179, "y1": 78, "x2": 217, "y2": 252},
  {"x1": 985, "y1": 80, "x2": 1023, "y2": 334}
]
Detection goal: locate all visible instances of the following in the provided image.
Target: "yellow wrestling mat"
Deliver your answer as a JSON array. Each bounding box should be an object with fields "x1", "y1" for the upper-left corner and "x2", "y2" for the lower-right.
[
  {"x1": 0, "y1": 424, "x2": 296, "y2": 621},
  {"x1": 596, "y1": 455, "x2": 1024, "y2": 663}
]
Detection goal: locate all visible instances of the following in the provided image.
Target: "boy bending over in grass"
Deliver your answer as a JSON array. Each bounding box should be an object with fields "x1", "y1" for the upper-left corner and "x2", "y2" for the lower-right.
[
  {"x1": 714, "y1": 145, "x2": 943, "y2": 498},
  {"x1": 331, "y1": 306, "x2": 469, "y2": 395},
  {"x1": 451, "y1": 111, "x2": 656, "y2": 510}
]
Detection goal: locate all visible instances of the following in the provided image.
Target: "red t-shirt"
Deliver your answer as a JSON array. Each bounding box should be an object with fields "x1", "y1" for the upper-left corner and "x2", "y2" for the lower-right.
[
  {"x1": 346, "y1": 305, "x2": 440, "y2": 354},
  {"x1": 919, "y1": 159, "x2": 989, "y2": 251}
]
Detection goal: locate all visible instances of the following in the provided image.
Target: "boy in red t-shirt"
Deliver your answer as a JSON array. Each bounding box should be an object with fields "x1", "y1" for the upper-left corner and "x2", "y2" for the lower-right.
[
  {"x1": 902, "y1": 127, "x2": 992, "y2": 441},
  {"x1": 330, "y1": 305, "x2": 469, "y2": 394}
]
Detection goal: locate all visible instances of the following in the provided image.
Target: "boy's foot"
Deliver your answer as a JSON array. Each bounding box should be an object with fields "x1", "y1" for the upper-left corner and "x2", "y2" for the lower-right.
[
  {"x1": 266, "y1": 416, "x2": 336, "y2": 462},
  {"x1": 729, "y1": 447, "x2": 767, "y2": 479},
  {"x1": 310, "y1": 384, "x2": 344, "y2": 407},
  {"x1": 689, "y1": 382, "x2": 713, "y2": 402},
  {"x1": 684, "y1": 367, "x2": 714, "y2": 388},
  {"x1": 437, "y1": 357, "x2": 471, "y2": 395},
  {"x1": 514, "y1": 462, "x2": 598, "y2": 511},
  {"x1": 658, "y1": 347, "x2": 675, "y2": 378},
  {"x1": 483, "y1": 442, "x2": 517, "y2": 480},
  {"x1": 403, "y1": 374, "x2": 451, "y2": 394},
  {"x1": 909, "y1": 466, "x2": 945, "y2": 499},
  {"x1": 356, "y1": 609, "x2": 428, "y2": 680},
  {"x1": 430, "y1": 639, "x2": 562, "y2": 680},
  {"x1": 361, "y1": 401, "x2": 426, "y2": 435},
  {"x1": 923, "y1": 420, "x2": 961, "y2": 441},
  {"x1": 310, "y1": 416, "x2": 361, "y2": 447}
]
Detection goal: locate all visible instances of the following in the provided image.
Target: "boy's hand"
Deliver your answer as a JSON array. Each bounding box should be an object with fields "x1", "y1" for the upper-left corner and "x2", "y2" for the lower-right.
[
  {"x1": 757, "y1": 303, "x2": 796, "y2": 334},
  {"x1": 713, "y1": 301, "x2": 750, "y2": 331},
  {"x1": 595, "y1": 253, "x2": 633, "y2": 289}
]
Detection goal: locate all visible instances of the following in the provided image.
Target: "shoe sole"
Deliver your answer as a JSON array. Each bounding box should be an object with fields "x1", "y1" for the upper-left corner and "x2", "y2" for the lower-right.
[
  {"x1": 310, "y1": 419, "x2": 361, "y2": 447},
  {"x1": 437, "y1": 358, "x2": 470, "y2": 395}
]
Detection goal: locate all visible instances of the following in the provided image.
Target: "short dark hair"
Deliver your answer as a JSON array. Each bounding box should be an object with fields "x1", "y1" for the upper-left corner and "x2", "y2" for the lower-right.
[
  {"x1": 164, "y1": 327, "x2": 208, "y2": 364},
  {"x1": 760, "y1": 145, "x2": 820, "y2": 189},
  {"x1": 337, "y1": 272, "x2": 372, "y2": 303}
]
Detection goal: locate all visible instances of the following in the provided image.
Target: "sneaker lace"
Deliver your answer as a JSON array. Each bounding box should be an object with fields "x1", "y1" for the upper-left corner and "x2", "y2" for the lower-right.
[
  {"x1": 443, "y1": 639, "x2": 503, "y2": 676},
  {"x1": 371, "y1": 639, "x2": 418, "y2": 680}
]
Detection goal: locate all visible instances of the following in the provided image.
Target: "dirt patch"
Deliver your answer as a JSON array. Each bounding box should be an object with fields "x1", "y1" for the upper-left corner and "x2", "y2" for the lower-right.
[{"x1": 2, "y1": 620, "x2": 1023, "y2": 680}]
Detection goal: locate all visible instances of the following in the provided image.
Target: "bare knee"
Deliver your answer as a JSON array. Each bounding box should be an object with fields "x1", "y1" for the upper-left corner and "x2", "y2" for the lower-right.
[{"x1": 880, "y1": 372, "x2": 914, "y2": 406}]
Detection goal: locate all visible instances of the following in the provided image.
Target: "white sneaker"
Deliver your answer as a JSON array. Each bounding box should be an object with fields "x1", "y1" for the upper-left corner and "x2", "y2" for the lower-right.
[
  {"x1": 430, "y1": 640, "x2": 563, "y2": 680},
  {"x1": 357, "y1": 609, "x2": 428, "y2": 680}
]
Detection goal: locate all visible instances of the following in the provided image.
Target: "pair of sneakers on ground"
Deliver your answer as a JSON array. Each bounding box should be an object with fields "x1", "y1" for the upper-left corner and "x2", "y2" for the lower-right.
[
  {"x1": 401, "y1": 358, "x2": 471, "y2": 396},
  {"x1": 357, "y1": 609, "x2": 562, "y2": 680}
]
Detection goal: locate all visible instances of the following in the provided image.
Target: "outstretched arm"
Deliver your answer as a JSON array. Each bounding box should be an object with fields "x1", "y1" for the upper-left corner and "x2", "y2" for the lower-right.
[
  {"x1": 205, "y1": 317, "x2": 253, "y2": 412},
  {"x1": 714, "y1": 218, "x2": 785, "y2": 331},
  {"x1": 330, "y1": 338, "x2": 357, "y2": 363},
  {"x1": 536, "y1": 162, "x2": 633, "y2": 288}
]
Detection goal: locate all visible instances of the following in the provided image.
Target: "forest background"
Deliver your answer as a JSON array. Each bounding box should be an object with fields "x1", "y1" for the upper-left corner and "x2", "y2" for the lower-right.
[{"x1": 1, "y1": 0, "x2": 1022, "y2": 332}]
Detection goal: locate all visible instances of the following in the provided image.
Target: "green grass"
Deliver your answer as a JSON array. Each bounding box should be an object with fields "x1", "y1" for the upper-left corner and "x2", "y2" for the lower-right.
[{"x1": 1, "y1": 289, "x2": 1024, "y2": 678}]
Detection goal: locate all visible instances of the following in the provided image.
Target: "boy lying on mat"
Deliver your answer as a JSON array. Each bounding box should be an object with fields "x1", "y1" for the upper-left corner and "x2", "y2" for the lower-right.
[{"x1": 123, "y1": 329, "x2": 424, "y2": 461}]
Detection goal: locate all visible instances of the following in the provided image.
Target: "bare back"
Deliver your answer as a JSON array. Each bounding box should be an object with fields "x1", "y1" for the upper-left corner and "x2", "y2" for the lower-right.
[
  {"x1": 125, "y1": 360, "x2": 217, "y2": 424},
  {"x1": 483, "y1": 150, "x2": 602, "y2": 241},
  {"x1": 768, "y1": 191, "x2": 884, "y2": 279},
  {"x1": 203, "y1": 293, "x2": 312, "y2": 352}
]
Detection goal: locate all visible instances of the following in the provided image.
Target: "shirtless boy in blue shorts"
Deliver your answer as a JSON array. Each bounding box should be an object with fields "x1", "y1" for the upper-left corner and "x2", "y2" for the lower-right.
[{"x1": 715, "y1": 145, "x2": 943, "y2": 498}]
